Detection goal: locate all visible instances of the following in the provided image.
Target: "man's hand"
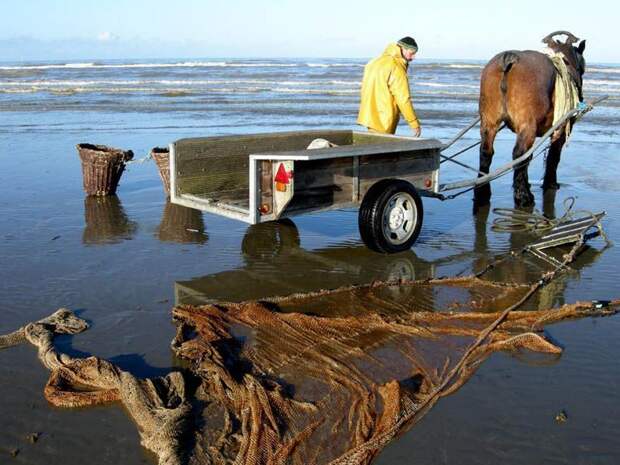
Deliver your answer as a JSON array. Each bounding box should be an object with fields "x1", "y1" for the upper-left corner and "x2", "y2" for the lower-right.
[{"x1": 412, "y1": 126, "x2": 421, "y2": 138}]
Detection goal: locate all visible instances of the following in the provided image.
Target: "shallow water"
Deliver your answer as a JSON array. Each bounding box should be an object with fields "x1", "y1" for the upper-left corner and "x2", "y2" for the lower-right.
[{"x1": 1, "y1": 58, "x2": 619, "y2": 463}]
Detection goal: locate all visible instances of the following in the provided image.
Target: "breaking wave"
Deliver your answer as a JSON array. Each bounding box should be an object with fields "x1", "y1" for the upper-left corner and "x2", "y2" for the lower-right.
[
  {"x1": 0, "y1": 61, "x2": 364, "y2": 71},
  {"x1": 306, "y1": 63, "x2": 363, "y2": 68},
  {"x1": 584, "y1": 79, "x2": 620, "y2": 87},
  {"x1": 587, "y1": 67, "x2": 620, "y2": 74},
  {"x1": 0, "y1": 79, "x2": 359, "y2": 87},
  {"x1": 417, "y1": 82, "x2": 479, "y2": 89}
]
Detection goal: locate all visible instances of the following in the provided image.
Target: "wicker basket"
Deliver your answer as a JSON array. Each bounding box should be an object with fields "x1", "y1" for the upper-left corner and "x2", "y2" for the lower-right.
[
  {"x1": 151, "y1": 147, "x2": 171, "y2": 196},
  {"x1": 157, "y1": 202, "x2": 207, "y2": 244},
  {"x1": 82, "y1": 196, "x2": 138, "y2": 245},
  {"x1": 77, "y1": 143, "x2": 133, "y2": 196}
]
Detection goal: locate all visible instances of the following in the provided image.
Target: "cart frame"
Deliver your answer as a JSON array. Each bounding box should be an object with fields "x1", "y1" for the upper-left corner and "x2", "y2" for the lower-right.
[{"x1": 169, "y1": 130, "x2": 442, "y2": 225}]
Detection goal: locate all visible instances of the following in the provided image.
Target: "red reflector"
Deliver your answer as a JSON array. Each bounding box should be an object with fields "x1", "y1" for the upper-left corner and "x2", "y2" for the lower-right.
[
  {"x1": 425, "y1": 178, "x2": 432, "y2": 188},
  {"x1": 274, "y1": 163, "x2": 291, "y2": 184}
]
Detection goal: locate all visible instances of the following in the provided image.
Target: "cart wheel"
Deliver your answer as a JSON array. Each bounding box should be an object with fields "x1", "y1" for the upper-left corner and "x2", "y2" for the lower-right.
[
  {"x1": 359, "y1": 179, "x2": 423, "y2": 253},
  {"x1": 241, "y1": 218, "x2": 300, "y2": 262}
]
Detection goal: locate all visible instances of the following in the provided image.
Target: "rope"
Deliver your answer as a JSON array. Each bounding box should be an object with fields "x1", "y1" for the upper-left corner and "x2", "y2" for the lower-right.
[
  {"x1": 440, "y1": 141, "x2": 552, "y2": 201},
  {"x1": 440, "y1": 123, "x2": 507, "y2": 165},
  {"x1": 491, "y1": 197, "x2": 576, "y2": 233},
  {"x1": 471, "y1": 203, "x2": 608, "y2": 281},
  {"x1": 438, "y1": 96, "x2": 608, "y2": 199},
  {"x1": 125, "y1": 152, "x2": 153, "y2": 166}
]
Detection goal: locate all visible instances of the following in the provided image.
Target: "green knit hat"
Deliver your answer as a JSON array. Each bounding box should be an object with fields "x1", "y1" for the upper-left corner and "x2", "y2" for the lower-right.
[{"x1": 397, "y1": 36, "x2": 418, "y2": 53}]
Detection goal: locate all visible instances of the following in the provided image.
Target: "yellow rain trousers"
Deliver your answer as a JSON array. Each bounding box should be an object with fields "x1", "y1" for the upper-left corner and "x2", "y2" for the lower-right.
[{"x1": 357, "y1": 43, "x2": 420, "y2": 134}]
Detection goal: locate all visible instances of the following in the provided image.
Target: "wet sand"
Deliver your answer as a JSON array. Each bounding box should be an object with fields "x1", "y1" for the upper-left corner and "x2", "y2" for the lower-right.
[{"x1": 1, "y1": 125, "x2": 619, "y2": 464}]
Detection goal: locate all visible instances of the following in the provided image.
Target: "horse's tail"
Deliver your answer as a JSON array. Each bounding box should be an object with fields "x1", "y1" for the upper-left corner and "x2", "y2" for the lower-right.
[
  {"x1": 499, "y1": 51, "x2": 519, "y2": 93},
  {"x1": 498, "y1": 51, "x2": 519, "y2": 117}
]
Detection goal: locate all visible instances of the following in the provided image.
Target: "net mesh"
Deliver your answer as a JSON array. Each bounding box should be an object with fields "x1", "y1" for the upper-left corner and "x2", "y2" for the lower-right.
[{"x1": 1, "y1": 277, "x2": 617, "y2": 465}]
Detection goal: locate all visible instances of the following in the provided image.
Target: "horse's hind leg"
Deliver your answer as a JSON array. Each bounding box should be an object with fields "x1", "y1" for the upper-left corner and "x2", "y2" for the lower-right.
[
  {"x1": 473, "y1": 124, "x2": 499, "y2": 207},
  {"x1": 543, "y1": 130, "x2": 566, "y2": 191},
  {"x1": 513, "y1": 129, "x2": 536, "y2": 207}
]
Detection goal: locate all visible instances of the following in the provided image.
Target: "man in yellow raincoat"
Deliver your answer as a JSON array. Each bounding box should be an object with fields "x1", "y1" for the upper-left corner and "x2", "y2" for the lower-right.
[{"x1": 357, "y1": 37, "x2": 421, "y2": 137}]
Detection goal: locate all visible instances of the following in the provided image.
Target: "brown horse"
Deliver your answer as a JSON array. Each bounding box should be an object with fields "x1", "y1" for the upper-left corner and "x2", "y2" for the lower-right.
[{"x1": 475, "y1": 31, "x2": 586, "y2": 207}]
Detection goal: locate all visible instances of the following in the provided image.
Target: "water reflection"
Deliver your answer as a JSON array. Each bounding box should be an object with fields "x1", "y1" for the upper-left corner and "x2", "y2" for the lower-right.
[
  {"x1": 542, "y1": 188, "x2": 558, "y2": 219},
  {"x1": 472, "y1": 190, "x2": 604, "y2": 310},
  {"x1": 177, "y1": 218, "x2": 440, "y2": 305},
  {"x1": 176, "y1": 201, "x2": 605, "y2": 308},
  {"x1": 157, "y1": 201, "x2": 207, "y2": 244},
  {"x1": 82, "y1": 195, "x2": 137, "y2": 245}
]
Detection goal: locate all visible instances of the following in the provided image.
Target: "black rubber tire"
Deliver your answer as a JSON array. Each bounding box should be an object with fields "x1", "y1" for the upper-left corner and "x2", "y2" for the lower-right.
[{"x1": 358, "y1": 179, "x2": 424, "y2": 253}]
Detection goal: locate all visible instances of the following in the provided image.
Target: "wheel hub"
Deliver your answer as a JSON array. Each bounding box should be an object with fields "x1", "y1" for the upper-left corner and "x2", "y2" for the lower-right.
[
  {"x1": 382, "y1": 192, "x2": 417, "y2": 245},
  {"x1": 389, "y1": 207, "x2": 405, "y2": 230}
]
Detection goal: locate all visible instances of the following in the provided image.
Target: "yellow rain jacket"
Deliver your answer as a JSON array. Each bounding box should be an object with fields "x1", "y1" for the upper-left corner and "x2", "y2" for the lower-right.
[{"x1": 357, "y1": 43, "x2": 420, "y2": 134}]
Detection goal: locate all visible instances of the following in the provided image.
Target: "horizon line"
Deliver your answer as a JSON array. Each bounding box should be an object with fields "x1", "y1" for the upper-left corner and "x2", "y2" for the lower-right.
[{"x1": 1, "y1": 56, "x2": 619, "y2": 66}]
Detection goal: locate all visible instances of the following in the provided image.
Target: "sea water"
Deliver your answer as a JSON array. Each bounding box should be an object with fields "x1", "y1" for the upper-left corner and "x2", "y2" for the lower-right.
[{"x1": 1, "y1": 58, "x2": 619, "y2": 464}]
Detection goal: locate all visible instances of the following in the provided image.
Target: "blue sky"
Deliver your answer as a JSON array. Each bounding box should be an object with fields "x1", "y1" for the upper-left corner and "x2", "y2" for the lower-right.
[{"x1": 1, "y1": 0, "x2": 618, "y2": 62}]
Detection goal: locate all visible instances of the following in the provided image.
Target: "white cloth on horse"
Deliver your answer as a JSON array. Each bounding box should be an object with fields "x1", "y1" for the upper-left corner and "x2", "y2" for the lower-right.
[{"x1": 541, "y1": 49, "x2": 580, "y2": 142}]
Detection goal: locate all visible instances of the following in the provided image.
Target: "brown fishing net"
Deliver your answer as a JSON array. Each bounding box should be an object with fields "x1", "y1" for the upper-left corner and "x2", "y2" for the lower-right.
[{"x1": 1, "y1": 278, "x2": 617, "y2": 465}]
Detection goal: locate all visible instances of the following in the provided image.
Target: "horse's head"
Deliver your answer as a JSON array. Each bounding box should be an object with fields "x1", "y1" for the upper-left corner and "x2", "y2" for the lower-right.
[{"x1": 542, "y1": 31, "x2": 587, "y2": 100}]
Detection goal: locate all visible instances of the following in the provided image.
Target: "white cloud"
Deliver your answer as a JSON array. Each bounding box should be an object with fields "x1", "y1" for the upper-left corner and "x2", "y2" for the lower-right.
[{"x1": 97, "y1": 31, "x2": 118, "y2": 41}]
